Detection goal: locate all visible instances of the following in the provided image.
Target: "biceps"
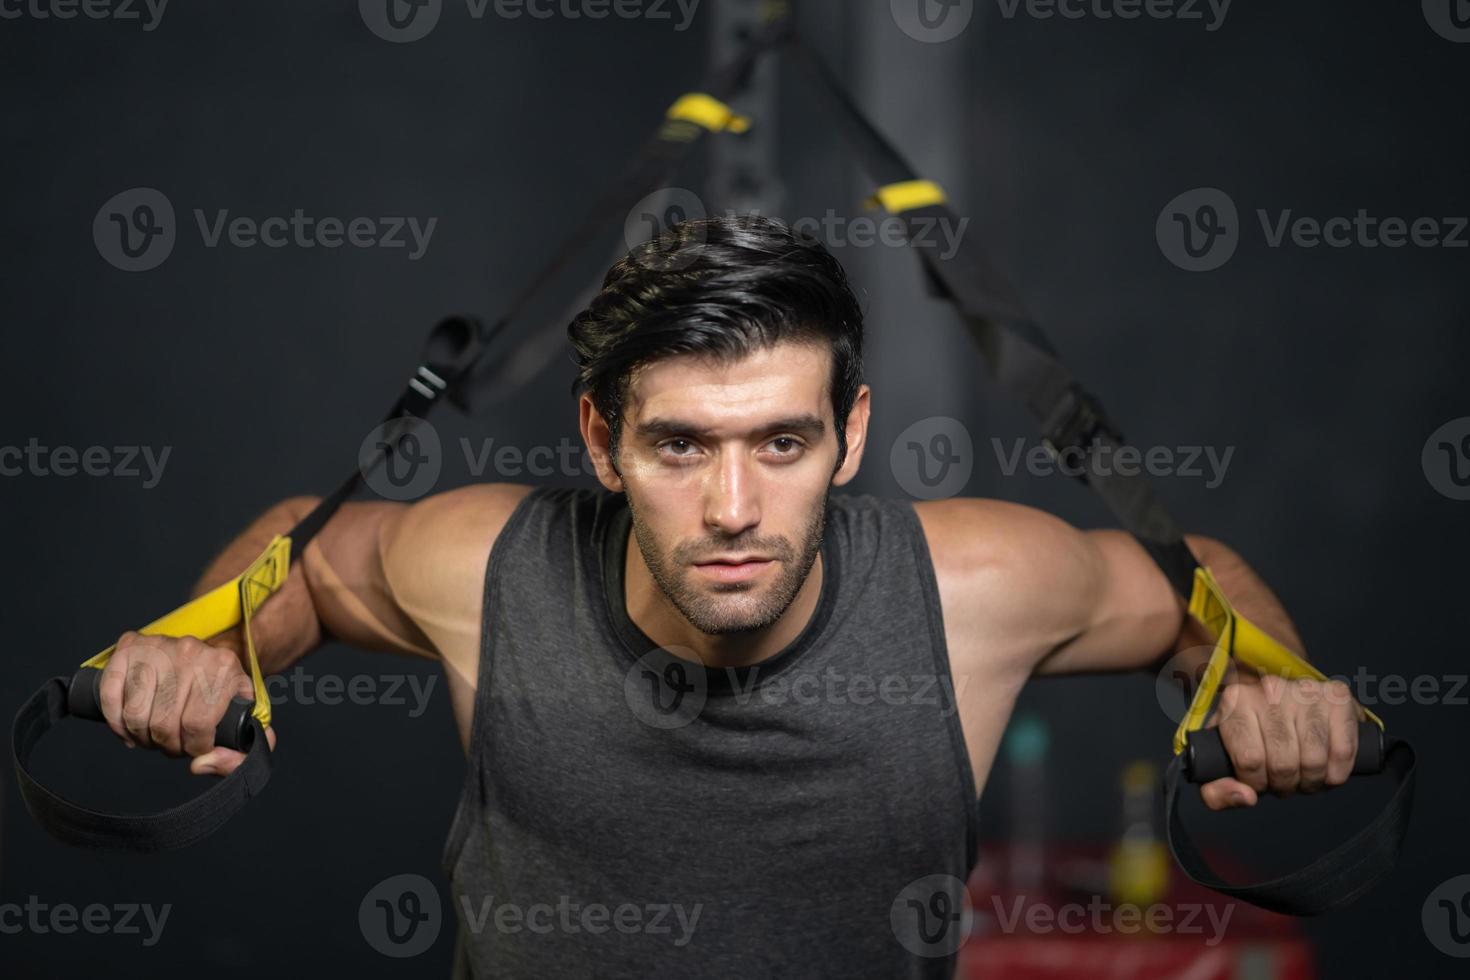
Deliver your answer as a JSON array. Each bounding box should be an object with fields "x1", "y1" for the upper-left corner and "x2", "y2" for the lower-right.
[
  {"x1": 1032, "y1": 530, "x2": 1183, "y2": 676},
  {"x1": 298, "y1": 501, "x2": 437, "y2": 659}
]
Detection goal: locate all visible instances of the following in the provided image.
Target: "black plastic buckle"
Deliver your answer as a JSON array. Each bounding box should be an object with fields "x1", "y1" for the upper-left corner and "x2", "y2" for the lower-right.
[{"x1": 1040, "y1": 384, "x2": 1122, "y2": 480}]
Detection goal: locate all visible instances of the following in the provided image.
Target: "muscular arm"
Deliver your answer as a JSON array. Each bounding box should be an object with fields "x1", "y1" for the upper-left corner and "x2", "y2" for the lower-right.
[
  {"x1": 916, "y1": 497, "x2": 1300, "y2": 681},
  {"x1": 98, "y1": 483, "x2": 531, "y2": 774},
  {"x1": 196, "y1": 483, "x2": 532, "y2": 688},
  {"x1": 918, "y1": 497, "x2": 1361, "y2": 810}
]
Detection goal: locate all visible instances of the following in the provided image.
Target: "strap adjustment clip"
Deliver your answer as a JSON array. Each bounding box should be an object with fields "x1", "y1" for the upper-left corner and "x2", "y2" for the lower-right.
[
  {"x1": 399, "y1": 364, "x2": 450, "y2": 416},
  {"x1": 1040, "y1": 383, "x2": 1122, "y2": 478}
]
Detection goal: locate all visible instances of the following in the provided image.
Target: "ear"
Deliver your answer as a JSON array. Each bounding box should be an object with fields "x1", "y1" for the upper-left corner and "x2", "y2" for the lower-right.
[
  {"x1": 579, "y1": 393, "x2": 625, "y2": 492},
  {"x1": 831, "y1": 384, "x2": 871, "y2": 487}
]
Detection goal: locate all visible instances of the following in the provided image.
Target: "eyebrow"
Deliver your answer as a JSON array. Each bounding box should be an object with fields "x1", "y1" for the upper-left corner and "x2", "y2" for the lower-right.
[{"x1": 633, "y1": 413, "x2": 828, "y2": 443}]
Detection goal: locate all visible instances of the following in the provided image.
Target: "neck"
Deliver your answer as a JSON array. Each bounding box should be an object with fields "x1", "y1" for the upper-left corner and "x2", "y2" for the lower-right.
[{"x1": 623, "y1": 527, "x2": 823, "y2": 670}]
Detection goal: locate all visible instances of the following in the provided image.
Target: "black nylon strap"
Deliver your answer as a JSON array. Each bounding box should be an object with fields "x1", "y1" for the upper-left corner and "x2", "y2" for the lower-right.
[
  {"x1": 12, "y1": 678, "x2": 272, "y2": 852},
  {"x1": 1164, "y1": 739, "x2": 1417, "y2": 915}
]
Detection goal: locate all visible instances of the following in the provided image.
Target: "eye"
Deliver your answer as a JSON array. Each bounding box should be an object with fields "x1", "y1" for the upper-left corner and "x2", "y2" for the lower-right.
[
  {"x1": 657, "y1": 438, "x2": 699, "y2": 461},
  {"x1": 764, "y1": 436, "x2": 805, "y2": 458}
]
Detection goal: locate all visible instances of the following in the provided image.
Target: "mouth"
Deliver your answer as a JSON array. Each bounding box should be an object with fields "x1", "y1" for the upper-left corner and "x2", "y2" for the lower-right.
[{"x1": 692, "y1": 557, "x2": 775, "y2": 583}]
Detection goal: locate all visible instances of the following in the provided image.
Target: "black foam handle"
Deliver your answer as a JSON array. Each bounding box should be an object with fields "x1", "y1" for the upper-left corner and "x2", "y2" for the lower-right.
[
  {"x1": 66, "y1": 668, "x2": 255, "y2": 753},
  {"x1": 1183, "y1": 719, "x2": 1385, "y2": 784}
]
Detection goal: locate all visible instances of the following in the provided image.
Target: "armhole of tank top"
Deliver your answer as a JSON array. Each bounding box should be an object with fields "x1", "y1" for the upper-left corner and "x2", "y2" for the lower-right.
[
  {"x1": 892, "y1": 497, "x2": 982, "y2": 872},
  {"x1": 442, "y1": 484, "x2": 545, "y2": 874}
]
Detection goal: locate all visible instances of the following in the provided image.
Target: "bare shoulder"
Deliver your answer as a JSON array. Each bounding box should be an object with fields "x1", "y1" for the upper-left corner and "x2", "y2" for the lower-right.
[
  {"x1": 378, "y1": 483, "x2": 535, "y2": 679},
  {"x1": 910, "y1": 497, "x2": 1103, "y2": 675}
]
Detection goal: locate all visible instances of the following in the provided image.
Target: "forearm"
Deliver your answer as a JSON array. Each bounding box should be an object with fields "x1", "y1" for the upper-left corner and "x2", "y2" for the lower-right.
[
  {"x1": 190, "y1": 497, "x2": 325, "y2": 675},
  {"x1": 1162, "y1": 535, "x2": 1306, "y2": 678}
]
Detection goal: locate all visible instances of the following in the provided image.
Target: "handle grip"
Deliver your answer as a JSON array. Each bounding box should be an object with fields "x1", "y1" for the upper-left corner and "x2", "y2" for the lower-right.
[
  {"x1": 66, "y1": 668, "x2": 256, "y2": 753},
  {"x1": 1183, "y1": 719, "x2": 1384, "y2": 784}
]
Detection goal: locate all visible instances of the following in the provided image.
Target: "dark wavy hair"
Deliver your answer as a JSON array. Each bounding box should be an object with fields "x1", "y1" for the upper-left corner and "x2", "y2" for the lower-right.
[{"x1": 568, "y1": 213, "x2": 865, "y2": 471}]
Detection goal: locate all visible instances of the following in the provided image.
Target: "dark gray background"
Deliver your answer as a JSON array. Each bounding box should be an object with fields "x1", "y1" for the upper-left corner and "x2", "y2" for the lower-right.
[{"x1": 2, "y1": 0, "x2": 1467, "y2": 976}]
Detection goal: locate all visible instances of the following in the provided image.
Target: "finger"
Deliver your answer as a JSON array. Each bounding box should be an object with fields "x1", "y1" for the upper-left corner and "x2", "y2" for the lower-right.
[
  {"x1": 1324, "y1": 681, "x2": 1360, "y2": 787},
  {"x1": 1295, "y1": 680, "x2": 1331, "y2": 793},
  {"x1": 145, "y1": 645, "x2": 189, "y2": 757},
  {"x1": 121, "y1": 658, "x2": 159, "y2": 750},
  {"x1": 1199, "y1": 776, "x2": 1259, "y2": 810},
  {"x1": 1258, "y1": 675, "x2": 1300, "y2": 797},
  {"x1": 178, "y1": 649, "x2": 249, "y2": 757},
  {"x1": 192, "y1": 725, "x2": 275, "y2": 777},
  {"x1": 1216, "y1": 686, "x2": 1268, "y2": 794},
  {"x1": 99, "y1": 644, "x2": 135, "y2": 747}
]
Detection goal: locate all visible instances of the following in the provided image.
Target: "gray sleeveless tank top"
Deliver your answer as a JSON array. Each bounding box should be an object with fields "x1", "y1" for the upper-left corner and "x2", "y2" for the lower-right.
[{"x1": 442, "y1": 486, "x2": 980, "y2": 978}]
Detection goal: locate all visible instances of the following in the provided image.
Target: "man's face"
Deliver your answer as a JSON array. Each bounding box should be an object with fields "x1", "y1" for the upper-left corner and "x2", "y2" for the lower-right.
[{"x1": 597, "y1": 340, "x2": 860, "y2": 635}]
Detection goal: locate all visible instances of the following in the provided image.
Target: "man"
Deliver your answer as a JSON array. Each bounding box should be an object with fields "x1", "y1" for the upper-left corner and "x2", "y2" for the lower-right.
[{"x1": 96, "y1": 215, "x2": 1365, "y2": 977}]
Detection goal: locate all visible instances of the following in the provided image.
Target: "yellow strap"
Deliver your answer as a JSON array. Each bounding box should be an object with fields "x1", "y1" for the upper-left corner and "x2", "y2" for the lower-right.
[
  {"x1": 80, "y1": 535, "x2": 293, "y2": 728},
  {"x1": 1172, "y1": 566, "x2": 1383, "y2": 754},
  {"x1": 865, "y1": 179, "x2": 947, "y2": 214},
  {"x1": 665, "y1": 93, "x2": 751, "y2": 134}
]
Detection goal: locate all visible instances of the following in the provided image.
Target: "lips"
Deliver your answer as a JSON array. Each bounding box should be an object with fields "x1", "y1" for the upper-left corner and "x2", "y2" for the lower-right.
[{"x1": 692, "y1": 557, "x2": 774, "y2": 583}]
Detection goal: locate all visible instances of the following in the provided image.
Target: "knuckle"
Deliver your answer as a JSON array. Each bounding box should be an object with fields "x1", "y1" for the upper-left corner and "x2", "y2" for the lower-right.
[
  {"x1": 1232, "y1": 749, "x2": 1264, "y2": 773},
  {"x1": 1326, "y1": 679, "x2": 1352, "y2": 703},
  {"x1": 180, "y1": 712, "x2": 212, "y2": 741},
  {"x1": 148, "y1": 717, "x2": 170, "y2": 742},
  {"x1": 1267, "y1": 761, "x2": 1297, "y2": 781},
  {"x1": 1259, "y1": 674, "x2": 1285, "y2": 700},
  {"x1": 1219, "y1": 684, "x2": 1243, "y2": 712}
]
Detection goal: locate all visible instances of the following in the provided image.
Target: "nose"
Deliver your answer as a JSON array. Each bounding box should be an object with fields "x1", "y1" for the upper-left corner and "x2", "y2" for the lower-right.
[{"x1": 702, "y1": 448, "x2": 761, "y2": 539}]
